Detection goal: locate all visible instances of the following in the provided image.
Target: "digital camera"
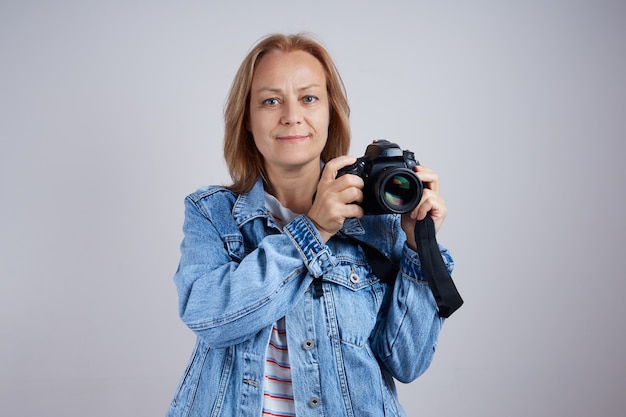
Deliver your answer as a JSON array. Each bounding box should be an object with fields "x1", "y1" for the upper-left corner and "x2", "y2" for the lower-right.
[{"x1": 337, "y1": 139, "x2": 423, "y2": 214}]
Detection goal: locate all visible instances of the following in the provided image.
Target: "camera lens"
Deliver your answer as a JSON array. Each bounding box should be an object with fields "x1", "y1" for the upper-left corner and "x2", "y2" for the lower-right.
[{"x1": 377, "y1": 169, "x2": 422, "y2": 214}]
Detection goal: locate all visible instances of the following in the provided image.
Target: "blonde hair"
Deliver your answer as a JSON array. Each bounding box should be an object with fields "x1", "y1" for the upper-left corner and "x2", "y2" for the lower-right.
[{"x1": 223, "y1": 33, "x2": 351, "y2": 194}]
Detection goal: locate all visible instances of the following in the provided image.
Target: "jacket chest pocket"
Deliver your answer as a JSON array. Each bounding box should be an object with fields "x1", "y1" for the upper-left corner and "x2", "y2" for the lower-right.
[{"x1": 323, "y1": 264, "x2": 387, "y2": 348}]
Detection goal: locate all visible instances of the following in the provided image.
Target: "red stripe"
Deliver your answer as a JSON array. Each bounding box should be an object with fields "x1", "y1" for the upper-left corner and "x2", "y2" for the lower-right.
[
  {"x1": 265, "y1": 375, "x2": 292, "y2": 384},
  {"x1": 272, "y1": 326, "x2": 287, "y2": 335},
  {"x1": 268, "y1": 341, "x2": 288, "y2": 351},
  {"x1": 263, "y1": 392, "x2": 294, "y2": 401},
  {"x1": 262, "y1": 411, "x2": 295, "y2": 417},
  {"x1": 265, "y1": 358, "x2": 291, "y2": 369}
]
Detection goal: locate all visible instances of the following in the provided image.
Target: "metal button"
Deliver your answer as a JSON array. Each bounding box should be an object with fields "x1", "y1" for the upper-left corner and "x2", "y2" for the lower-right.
[
  {"x1": 303, "y1": 339, "x2": 315, "y2": 350},
  {"x1": 349, "y1": 272, "x2": 359, "y2": 284},
  {"x1": 309, "y1": 397, "x2": 321, "y2": 408}
]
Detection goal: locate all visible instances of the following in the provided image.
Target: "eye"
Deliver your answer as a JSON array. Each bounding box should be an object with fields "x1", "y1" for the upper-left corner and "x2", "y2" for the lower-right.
[
  {"x1": 302, "y1": 95, "x2": 318, "y2": 104},
  {"x1": 263, "y1": 98, "x2": 280, "y2": 106}
]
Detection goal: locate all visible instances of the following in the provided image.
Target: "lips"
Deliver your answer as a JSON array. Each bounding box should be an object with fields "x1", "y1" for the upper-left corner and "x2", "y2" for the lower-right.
[{"x1": 276, "y1": 134, "x2": 309, "y2": 142}]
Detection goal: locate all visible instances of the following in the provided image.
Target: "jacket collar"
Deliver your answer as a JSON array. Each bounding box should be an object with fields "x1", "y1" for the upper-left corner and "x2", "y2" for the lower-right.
[{"x1": 231, "y1": 178, "x2": 267, "y2": 226}]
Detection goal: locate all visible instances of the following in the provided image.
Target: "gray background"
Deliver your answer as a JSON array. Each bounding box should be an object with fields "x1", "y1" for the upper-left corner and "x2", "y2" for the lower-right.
[{"x1": 1, "y1": 1, "x2": 625, "y2": 416}]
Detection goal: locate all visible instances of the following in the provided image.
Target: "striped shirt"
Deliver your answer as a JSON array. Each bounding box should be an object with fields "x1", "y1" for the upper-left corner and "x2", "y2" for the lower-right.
[
  {"x1": 263, "y1": 193, "x2": 297, "y2": 417},
  {"x1": 263, "y1": 318, "x2": 295, "y2": 416}
]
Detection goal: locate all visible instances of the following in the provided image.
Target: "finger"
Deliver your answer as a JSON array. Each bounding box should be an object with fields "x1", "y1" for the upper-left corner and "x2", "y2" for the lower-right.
[
  {"x1": 340, "y1": 185, "x2": 364, "y2": 205},
  {"x1": 343, "y1": 200, "x2": 364, "y2": 219},
  {"x1": 414, "y1": 199, "x2": 433, "y2": 221},
  {"x1": 335, "y1": 170, "x2": 364, "y2": 191},
  {"x1": 322, "y1": 155, "x2": 357, "y2": 180},
  {"x1": 415, "y1": 165, "x2": 440, "y2": 193},
  {"x1": 412, "y1": 189, "x2": 441, "y2": 220}
]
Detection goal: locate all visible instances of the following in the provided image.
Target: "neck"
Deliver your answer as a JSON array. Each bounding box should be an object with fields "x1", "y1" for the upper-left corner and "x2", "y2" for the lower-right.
[{"x1": 263, "y1": 163, "x2": 321, "y2": 214}]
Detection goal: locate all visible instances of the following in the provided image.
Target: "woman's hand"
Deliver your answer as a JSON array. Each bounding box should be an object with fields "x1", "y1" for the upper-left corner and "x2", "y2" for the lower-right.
[
  {"x1": 307, "y1": 156, "x2": 364, "y2": 242},
  {"x1": 401, "y1": 165, "x2": 448, "y2": 251}
]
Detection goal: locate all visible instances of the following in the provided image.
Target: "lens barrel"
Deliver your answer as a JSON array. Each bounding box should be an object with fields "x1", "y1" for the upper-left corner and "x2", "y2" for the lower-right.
[{"x1": 375, "y1": 168, "x2": 422, "y2": 214}]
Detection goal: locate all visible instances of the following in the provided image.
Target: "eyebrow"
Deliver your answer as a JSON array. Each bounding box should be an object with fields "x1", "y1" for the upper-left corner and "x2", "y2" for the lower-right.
[{"x1": 253, "y1": 84, "x2": 323, "y2": 95}]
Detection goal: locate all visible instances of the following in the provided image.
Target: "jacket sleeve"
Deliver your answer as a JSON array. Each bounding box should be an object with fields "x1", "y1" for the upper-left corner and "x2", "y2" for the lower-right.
[
  {"x1": 370, "y1": 215, "x2": 455, "y2": 383},
  {"x1": 174, "y1": 195, "x2": 329, "y2": 349}
]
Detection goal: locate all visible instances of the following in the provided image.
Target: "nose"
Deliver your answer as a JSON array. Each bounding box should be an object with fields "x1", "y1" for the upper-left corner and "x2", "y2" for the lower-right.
[{"x1": 280, "y1": 101, "x2": 302, "y2": 125}]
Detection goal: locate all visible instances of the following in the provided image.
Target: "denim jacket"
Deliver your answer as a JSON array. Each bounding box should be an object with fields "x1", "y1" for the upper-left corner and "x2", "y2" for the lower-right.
[{"x1": 167, "y1": 178, "x2": 454, "y2": 417}]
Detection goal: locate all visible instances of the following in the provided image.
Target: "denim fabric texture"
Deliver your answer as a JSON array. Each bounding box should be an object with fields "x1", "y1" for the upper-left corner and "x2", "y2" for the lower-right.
[{"x1": 167, "y1": 178, "x2": 454, "y2": 417}]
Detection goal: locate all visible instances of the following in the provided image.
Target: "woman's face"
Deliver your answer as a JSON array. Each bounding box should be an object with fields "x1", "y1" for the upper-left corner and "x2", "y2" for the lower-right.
[{"x1": 248, "y1": 50, "x2": 330, "y2": 175}]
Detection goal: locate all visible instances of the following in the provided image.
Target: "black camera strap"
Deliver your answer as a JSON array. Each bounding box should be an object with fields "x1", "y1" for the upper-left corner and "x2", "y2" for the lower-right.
[
  {"x1": 347, "y1": 216, "x2": 463, "y2": 318},
  {"x1": 413, "y1": 216, "x2": 463, "y2": 318}
]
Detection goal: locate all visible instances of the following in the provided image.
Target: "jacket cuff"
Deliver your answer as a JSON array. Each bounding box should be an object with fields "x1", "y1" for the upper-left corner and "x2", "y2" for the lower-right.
[
  {"x1": 284, "y1": 215, "x2": 336, "y2": 278},
  {"x1": 401, "y1": 243, "x2": 454, "y2": 282}
]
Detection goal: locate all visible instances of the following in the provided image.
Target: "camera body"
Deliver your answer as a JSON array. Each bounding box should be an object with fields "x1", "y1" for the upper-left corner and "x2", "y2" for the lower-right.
[{"x1": 337, "y1": 139, "x2": 423, "y2": 214}]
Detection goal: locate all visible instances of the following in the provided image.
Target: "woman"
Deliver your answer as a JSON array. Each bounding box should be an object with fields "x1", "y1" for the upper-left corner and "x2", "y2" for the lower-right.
[{"x1": 167, "y1": 33, "x2": 453, "y2": 417}]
